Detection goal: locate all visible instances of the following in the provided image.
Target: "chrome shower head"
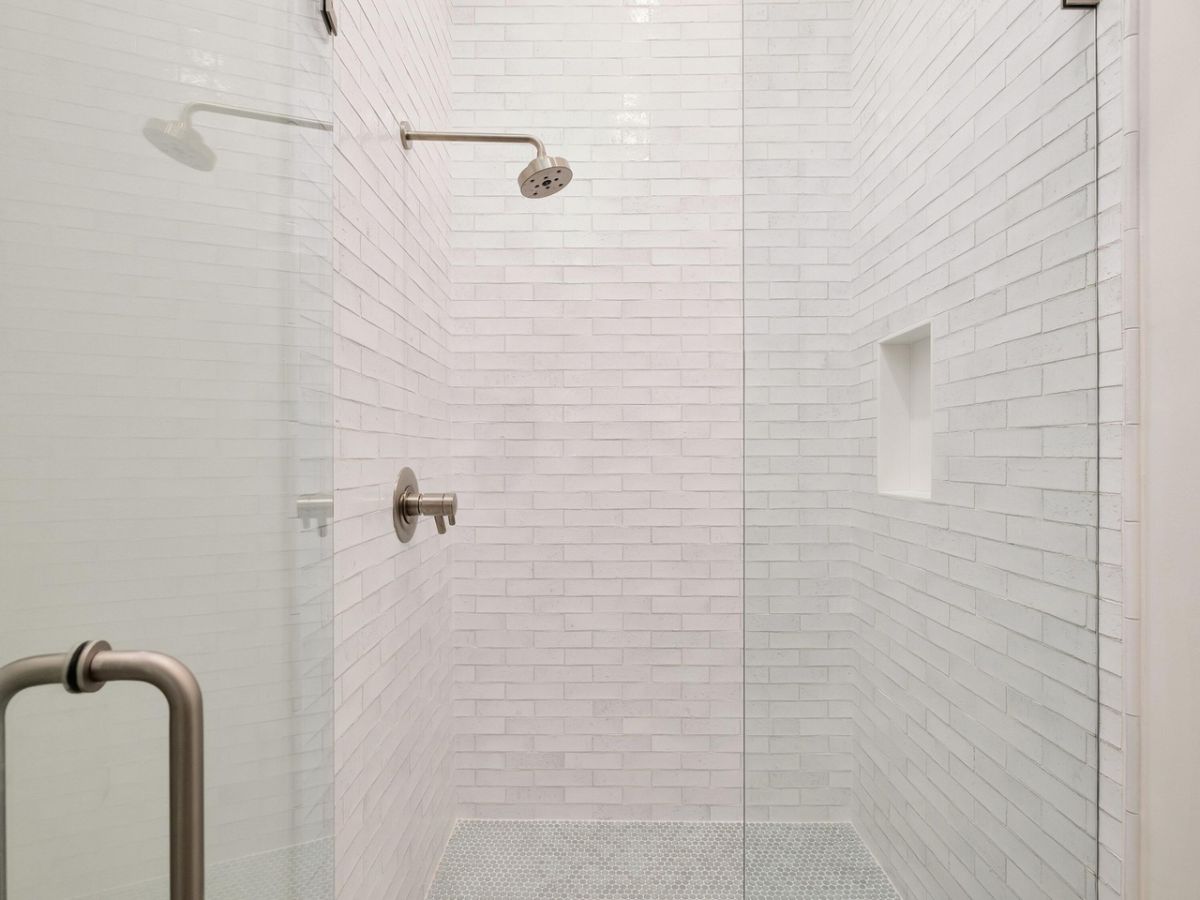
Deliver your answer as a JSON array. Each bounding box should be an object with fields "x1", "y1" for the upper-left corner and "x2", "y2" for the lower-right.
[
  {"x1": 518, "y1": 155, "x2": 573, "y2": 199},
  {"x1": 142, "y1": 117, "x2": 216, "y2": 171}
]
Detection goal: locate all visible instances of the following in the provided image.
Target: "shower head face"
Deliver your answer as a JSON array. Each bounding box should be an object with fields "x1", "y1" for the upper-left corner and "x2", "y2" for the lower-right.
[
  {"x1": 142, "y1": 118, "x2": 216, "y2": 171},
  {"x1": 518, "y1": 155, "x2": 572, "y2": 198}
]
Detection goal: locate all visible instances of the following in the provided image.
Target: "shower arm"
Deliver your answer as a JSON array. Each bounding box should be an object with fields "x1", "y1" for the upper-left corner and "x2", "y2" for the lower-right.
[
  {"x1": 181, "y1": 101, "x2": 332, "y2": 132},
  {"x1": 399, "y1": 122, "x2": 546, "y2": 157}
]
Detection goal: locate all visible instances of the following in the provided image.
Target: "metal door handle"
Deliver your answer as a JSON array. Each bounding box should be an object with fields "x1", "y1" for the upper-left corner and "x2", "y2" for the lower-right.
[{"x1": 0, "y1": 641, "x2": 204, "y2": 900}]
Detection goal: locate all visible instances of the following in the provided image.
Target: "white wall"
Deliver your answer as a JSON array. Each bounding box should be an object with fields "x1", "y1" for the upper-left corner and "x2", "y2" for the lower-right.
[
  {"x1": 844, "y1": 2, "x2": 1122, "y2": 899},
  {"x1": 743, "y1": 0, "x2": 857, "y2": 822},
  {"x1": 331, "y1": 0, "x2": 458, "y2": 897},
  {"x1": 1138, "y1": 0, "x2": 1200, "y2": 896},
  {"x1": 449, "y1": 0, "x2": 745, "y2": 821}
]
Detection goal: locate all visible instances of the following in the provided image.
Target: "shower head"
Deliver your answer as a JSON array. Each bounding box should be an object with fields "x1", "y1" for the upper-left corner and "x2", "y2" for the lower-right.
[
  {"x1": 518, "y1": 155, "x2": 573, "y2": 199},
  {"x1": 143, "y1": 117, "x2": 216, "y2": 171},
  {"x1": 143, "y1": 103, "x2": 333, "y2": 170},
  {"x1": 400, "y1": 121, "x2": 573, "y2": 199}
]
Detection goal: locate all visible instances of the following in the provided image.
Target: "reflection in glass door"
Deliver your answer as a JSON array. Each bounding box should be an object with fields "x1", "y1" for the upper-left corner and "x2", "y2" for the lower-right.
[{"x1": 0, "y1": 0, "x2": 335, "y2": 897}]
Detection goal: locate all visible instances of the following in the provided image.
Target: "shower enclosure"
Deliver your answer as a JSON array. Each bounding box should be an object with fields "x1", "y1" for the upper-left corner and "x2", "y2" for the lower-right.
[
  {"x1": 0, "y1": 0, "x2": 334, "y2": 897},
  {"x1": 1, "y1": 0, "x2": 1117, "y2": 897},
  {"x1": 446, "y1": 0, "x2": 1111, "y2": 896}
]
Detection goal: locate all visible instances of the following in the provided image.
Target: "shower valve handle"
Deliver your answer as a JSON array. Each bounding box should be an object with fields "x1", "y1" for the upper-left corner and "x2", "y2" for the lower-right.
[
  {"x1": 392, "y1": 468, "x2": 457, "y2": 542},
  {"x1": 413, "y1": 492, "x2": 458, "y2": 534}
]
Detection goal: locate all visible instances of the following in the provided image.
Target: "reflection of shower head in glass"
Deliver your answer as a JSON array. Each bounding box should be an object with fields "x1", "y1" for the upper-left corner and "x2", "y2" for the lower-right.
[
  {"x1": 143, "y1": 117, "x2": 216, "y2": 171},
  {"x1": 143, "y1": 103, "x2": 333, "y2": 171},
  {"x1": 399, "y1": 121, "x2": 573, "y2": 199}
]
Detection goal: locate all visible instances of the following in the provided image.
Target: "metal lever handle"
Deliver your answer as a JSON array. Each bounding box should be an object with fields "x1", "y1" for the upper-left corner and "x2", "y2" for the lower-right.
[
  {"x1": 416, "y1": 493, "x2": 458, "y2": 534},
  {"x1": 392, "y1": 468, "x2": 458, "y2": 542},
  {"x1": 0, "y1": 642, "x2": 204, "y2": 900}
]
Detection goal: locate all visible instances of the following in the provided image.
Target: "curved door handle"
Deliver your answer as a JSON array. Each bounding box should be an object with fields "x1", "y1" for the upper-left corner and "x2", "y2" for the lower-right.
[{"x1": 0, "y1": 642, "x2": 204, "y2": 900}]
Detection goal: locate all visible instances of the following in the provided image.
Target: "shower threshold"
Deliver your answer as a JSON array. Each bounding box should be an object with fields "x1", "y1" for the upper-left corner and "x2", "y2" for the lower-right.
[{"x1": 426, "y1": 819, "x2": 899, "y2": 900}]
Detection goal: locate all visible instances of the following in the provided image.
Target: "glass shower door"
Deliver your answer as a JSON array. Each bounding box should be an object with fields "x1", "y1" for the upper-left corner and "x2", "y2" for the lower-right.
[{"x1": 0, "y1": 0, "x2": 334, "y2": 897}]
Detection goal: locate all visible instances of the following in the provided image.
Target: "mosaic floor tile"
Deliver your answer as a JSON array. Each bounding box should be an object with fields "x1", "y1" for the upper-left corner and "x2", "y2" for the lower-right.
[
  {"x1": 427, "y1": 820, "x2": 900, "y2": 900},
  {"x1": 744, "y1": 823, "x2": 900, "y2": 900}
]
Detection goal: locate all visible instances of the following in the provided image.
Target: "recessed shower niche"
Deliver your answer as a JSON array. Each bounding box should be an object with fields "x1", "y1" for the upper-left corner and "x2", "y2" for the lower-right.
[{"x1": 877, "y1": 322, "x2": 933, "y2": 498}]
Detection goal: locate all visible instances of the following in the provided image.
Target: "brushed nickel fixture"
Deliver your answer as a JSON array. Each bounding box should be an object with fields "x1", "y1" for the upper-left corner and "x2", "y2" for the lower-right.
[
  {"x1": 393, "y1": 467, "x2": 458, "y2": 542},
  {"x1": 0, "y1": 642, "x2": 204, "y2": 900},
  {"x1": 144, "y1": 102, "x2": 333, "y2": 171},
  {"x1": 398, "y1": 122, "x2": 573, "y2": 198}
]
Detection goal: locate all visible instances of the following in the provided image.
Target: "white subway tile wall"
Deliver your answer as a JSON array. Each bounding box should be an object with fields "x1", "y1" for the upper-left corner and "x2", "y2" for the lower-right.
[
  {"x1": 448, "y1": 0, "x2": 746, "y2": 822},
  {"x1": 0, "y1": 0, "x2": 335, "y2": 896},
  {"x1": 331, "y1": 0, "x2": 459, "y2": 897},
  {"x1": 743, "y1": 0, "x2": 857, "y2": 823},
  {"x1": 843, "y1": 1, "x2": 1122, "y2": 899}
]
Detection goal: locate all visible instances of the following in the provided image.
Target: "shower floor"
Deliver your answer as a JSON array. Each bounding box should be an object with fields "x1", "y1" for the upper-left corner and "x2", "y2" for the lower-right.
[{"x1": 427, "y1": 820, "x2": 900, "y2": 900}]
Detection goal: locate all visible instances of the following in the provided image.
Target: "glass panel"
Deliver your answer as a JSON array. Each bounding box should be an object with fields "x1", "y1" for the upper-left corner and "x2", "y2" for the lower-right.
[
  {"x1": 744, "y1": 3, "x2": 1101, "y2": 898},
  {"x1": 0, "y1": 0, "x2": 334, "y2": 896},
  {"x1": 445, "y1": 0, "x2": 746, "y2": 892}
]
